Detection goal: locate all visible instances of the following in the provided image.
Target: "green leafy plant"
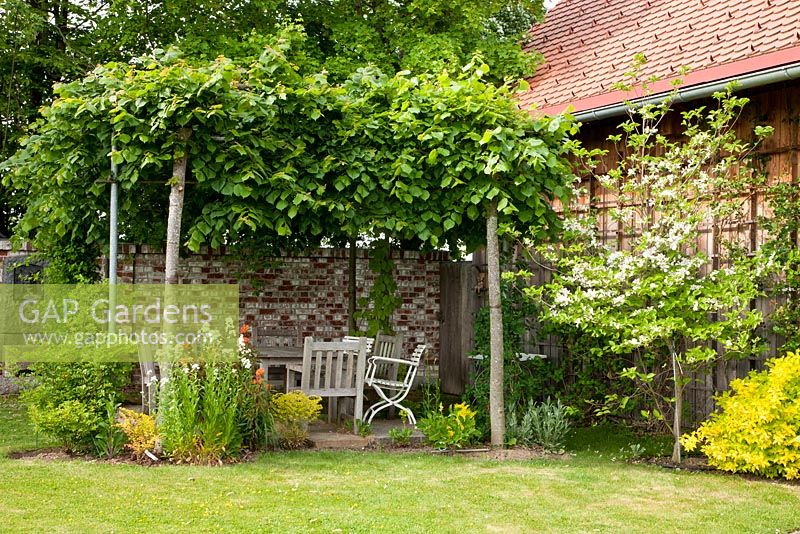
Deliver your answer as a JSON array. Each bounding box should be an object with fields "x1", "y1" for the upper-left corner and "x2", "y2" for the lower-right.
[
  {"x1": 159, "y1": 362, "x2": 243, "y2": 464},
  {"x1": 93, "y1": 399, "x2": 126, "y2": 459},
  {"x1": 506, "y1": 397, "x2": 570, "y2": 452},
  {"x1": 28, "y1": 400, "x2": 99, "y2": 453},
  {"x1": 117, "y1": 408, "x2": 158, "y2": 460},
  {"x1": 417, "y1": 403, "x2": 481, "y2": 449},
  {"x1": 625, "y1": 443, "x2": 646, "y2": 460},
  {"x1": 237, "y1": 366, "x2": 277, "y2": 451},
  {"x1": 388, "y1": 427, "x2": 413, "y2": 447},
  {"x1": 464, "y1": 277, "x2": 563, "y2": 438},
  {"x1": 356, "y1": 419, "x2": 373, "y2": 438},
  {"x1": 22, "y1": 363, "x2": 131, "y2": 453},
  {"x1": 355, "y1": 239, "x2": 402, "y2": 335},
  {"x1": 388, "y1": 409, "x2": 414, "y2": 447},
  {"x1": 760, "y1": 181, "x2": 800, "y2": 351},
  {"x1": 197, "y1": 365, "x2": 242, "y2": 464},
  {"x1": 682, "y1": 352, "x2": 800, "y2": 479}
]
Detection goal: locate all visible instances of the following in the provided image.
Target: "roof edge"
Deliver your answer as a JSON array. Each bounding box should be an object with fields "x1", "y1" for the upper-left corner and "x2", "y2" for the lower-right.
[{"x1": 531, "y1": 45, "x2": 800, "y2": 116}]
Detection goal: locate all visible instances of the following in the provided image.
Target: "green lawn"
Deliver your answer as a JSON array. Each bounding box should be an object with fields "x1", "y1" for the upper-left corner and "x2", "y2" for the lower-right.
[{"x1": 1, "y1": 395, "x2": 799, "y2": 533}]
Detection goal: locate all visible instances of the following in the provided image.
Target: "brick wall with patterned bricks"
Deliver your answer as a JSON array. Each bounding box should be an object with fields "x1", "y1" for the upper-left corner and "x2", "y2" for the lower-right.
[{"x1": 110, "y1": 244, "x2": 446, "y2": 360}]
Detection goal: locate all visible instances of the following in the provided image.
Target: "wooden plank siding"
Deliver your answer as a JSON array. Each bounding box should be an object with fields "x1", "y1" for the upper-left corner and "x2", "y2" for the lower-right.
[{"x1": 523, "y1": 80, "x2": 800, "y2": 424}]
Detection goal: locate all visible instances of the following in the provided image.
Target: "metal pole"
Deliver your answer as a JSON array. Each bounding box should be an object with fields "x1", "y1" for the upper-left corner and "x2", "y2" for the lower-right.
[{"x1": 109, "y1": 143, "x2": 118, "y2": 334}]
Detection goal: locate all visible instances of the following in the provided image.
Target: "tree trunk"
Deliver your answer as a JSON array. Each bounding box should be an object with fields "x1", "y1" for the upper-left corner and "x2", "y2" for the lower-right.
[
  {"x1": 165, "y1": 128, "x2": 192, "y2": 285},
  {"x1": 158, "y1": 127, "x2": 192, "y2": 425},
  {"x1": 671, "y1": 351, "x2": 683, "y2": 463},
  {"x1": 486, "y1": 200, "x2": 505, "y2": 448},
  {"x1": 347, "y1": 236, "x2": 357, "y2": 334}
]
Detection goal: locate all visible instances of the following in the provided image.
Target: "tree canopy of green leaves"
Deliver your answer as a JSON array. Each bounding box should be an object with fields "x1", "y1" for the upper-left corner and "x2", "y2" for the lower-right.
[
  {"x1": 1, "y1": 35, "x2": 339, "y2": 258},
  {"x1": 0, "y1": 0, "x2": 545, "y2": 237},
  {"x1": 2, "y1": 37, "x2": 576, "y2": 266}
]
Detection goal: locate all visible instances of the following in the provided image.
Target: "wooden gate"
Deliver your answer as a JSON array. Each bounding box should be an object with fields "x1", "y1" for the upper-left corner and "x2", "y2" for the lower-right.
[{"x1": 439, "y1": 261, "x2": 483, "y2": 395}]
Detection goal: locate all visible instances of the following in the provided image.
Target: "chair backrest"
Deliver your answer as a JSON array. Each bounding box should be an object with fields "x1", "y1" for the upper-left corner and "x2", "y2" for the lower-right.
[
  {"x1": 300, "y1": 336, "x2": 368, "y2": 398},
  {"x1": 373, "y1": 332, "x2": 401, "y2": 359},
  {"x1": 253, "y1": 326, "x2": 300, "y2": 348},
  {"x1": 408, "y1": 343, "x2": 427, "y2": 365},
  {"x1": 370, "y1": 332, "x2": 402, "y2": 379},
  {"x1": 343, "y1": 335, "x2": 374, "y2": 356}
]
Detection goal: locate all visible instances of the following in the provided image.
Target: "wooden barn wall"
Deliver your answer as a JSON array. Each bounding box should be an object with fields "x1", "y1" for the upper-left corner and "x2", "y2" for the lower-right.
[{"x1": 524, "y1": 80, "x2": 800, "y2": 424}]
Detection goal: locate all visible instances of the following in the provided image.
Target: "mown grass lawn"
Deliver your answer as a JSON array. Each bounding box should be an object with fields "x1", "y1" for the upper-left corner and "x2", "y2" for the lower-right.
[{"x1": 1, "y1": 395, "x2": 799, "y2": 533}]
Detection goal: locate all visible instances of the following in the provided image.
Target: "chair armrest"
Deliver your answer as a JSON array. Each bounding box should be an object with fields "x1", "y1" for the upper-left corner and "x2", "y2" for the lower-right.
[{"x1": 368, "y1": 355, "x2": 416, "y2": 366}]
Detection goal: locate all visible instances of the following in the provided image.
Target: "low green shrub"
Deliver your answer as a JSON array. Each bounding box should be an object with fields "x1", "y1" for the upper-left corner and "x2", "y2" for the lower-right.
[
  {"x1": 417, "y1": 403, "x2": 480, "y2": 449},
  {"x1": 682, "y1": 352, "x2": 800, "y2": 480},
  {"x1": 506, "y1": 397, "x2": 571, "y2": 452},
  {"x1": 388, "y1": 410, "x2": 414, "y2": 446},
  {"x1": 388, "y1": 427, "x2": 413, "y2": 447},
  {"x1": 22, "y1": 363, "x2": 131, "y2": 453},
  {"x1": 29, "y1": 399, "x2": 99, "y2": 453}
]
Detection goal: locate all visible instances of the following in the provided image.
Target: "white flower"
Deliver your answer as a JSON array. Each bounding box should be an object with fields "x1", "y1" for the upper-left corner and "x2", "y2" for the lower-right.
[{"x1": 240, "y1": 357, "x2": 252, "y2": 370}]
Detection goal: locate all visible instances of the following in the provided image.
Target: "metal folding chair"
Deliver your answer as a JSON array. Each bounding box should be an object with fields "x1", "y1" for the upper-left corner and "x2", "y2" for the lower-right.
[{"x1": 364, "y1": 343, "x2": 426, "y2": 425}]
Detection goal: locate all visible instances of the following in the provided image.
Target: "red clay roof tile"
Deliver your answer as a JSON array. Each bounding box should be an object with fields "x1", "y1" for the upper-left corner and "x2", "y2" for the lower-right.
[{"x1": 520, "y1": 0, "x2": 800, "y2": 114}]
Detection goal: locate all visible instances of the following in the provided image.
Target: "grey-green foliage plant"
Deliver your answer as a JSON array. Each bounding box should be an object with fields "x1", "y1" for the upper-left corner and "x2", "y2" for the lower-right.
[{"x1": 505, "y1": 397, "x2": 570, "y2": 452}]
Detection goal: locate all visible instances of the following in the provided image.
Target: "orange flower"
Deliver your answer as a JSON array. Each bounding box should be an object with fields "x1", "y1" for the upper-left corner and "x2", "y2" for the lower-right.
[
  {"x1": 240, "y1": 324, "x2": 250, "y2": 335},
  {"x1": 255, "y1": 368, "x2": 264, "y2": 378}
]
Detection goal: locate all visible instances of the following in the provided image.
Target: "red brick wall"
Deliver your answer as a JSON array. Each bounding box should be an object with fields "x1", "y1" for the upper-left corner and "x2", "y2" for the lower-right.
[{"x1": 114, "y1": 245, "x2": 445, "y2": 359}]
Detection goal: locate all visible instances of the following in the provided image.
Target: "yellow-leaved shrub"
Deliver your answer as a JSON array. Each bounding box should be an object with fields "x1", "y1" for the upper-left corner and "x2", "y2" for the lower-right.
[
  {"x1": 270, "y1": 391, "x2": 322, "y2": 449},
  {"x1": 681, "y1": 352, "x2": 800, "y2": 479},
  {"x1": 117, "y1": 408, "x2": 158, "y2": 459}
]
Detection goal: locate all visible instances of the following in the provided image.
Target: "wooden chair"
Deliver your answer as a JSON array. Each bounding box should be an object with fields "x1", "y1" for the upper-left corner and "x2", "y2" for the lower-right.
[
  {"x1": 364, "y1": 343, "x2": 426, "y2": 425},
  {"x1": 293, "y1": 336, "x2": 369, "y2": 433},
  {"x1": 371, "y1": 332, "x2": 402, "y2": 376},
  {"x1": 343, "y1": 335, "x2": 375, "y2": 357}
]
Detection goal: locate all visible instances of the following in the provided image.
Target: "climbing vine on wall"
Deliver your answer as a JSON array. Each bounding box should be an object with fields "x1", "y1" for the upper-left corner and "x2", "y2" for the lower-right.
[{"x1": 356, "y1": 240, "x2": 402, "y2": 335}]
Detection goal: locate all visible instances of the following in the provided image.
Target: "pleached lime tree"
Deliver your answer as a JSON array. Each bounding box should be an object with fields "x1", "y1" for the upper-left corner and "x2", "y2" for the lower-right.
[
  {"x1": 318, "y1": 62, "x2": 579, "y2": 446},
  {"x1": 2, "y1": 33, "x2": 338, "y2": 265}
]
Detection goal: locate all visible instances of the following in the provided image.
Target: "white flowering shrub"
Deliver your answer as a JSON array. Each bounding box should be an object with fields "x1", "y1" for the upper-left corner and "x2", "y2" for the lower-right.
[{"x1": 527, "y1": 71, "x2": 772, "y2": 462}]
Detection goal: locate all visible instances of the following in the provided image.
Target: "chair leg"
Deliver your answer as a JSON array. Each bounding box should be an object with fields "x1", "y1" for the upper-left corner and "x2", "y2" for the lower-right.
[{"x1": 364, "y1": 386, "x2": 416, "y2": 425}]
